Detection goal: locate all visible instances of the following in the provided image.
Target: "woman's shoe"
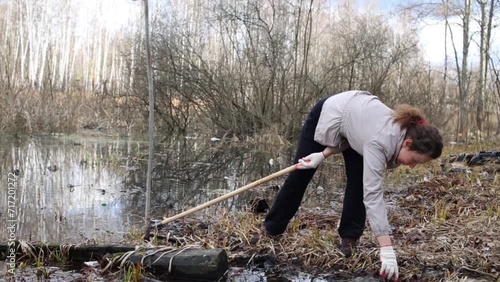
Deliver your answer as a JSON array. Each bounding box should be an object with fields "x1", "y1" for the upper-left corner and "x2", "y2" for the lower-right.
[{"x1": 339, "y1": 237, "x2": 359, "y2": 257}]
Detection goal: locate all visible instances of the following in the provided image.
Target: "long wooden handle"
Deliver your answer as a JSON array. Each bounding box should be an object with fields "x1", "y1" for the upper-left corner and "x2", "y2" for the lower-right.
[{"x1": 156, "y1": 164, "x2": 297, "y2": 226}]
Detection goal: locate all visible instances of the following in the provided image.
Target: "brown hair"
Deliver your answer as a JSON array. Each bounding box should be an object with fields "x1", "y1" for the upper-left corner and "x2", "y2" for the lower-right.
[{"x1": 393, "y1": 104, "x2": 443, "y2": 159}]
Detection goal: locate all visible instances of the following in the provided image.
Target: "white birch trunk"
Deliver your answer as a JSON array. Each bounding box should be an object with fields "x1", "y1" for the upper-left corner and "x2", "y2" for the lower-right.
[
  {"x1": 18, "y1": 0, "x2": 27, "y2": 84},
  {"x1": 457, "y1": 0, "x2": 471, "y2": 137},
  {"x1": 129, "y1": 44, "x2": 135, "y2": 91}
]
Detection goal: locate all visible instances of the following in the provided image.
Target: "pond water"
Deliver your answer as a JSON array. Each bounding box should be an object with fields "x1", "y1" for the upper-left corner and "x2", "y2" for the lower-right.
[{"x1": 1, "y1": 134, "x2": 342, "y2": 244}]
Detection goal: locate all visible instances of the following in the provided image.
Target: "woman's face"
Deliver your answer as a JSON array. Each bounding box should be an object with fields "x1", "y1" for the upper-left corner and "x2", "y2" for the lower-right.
[{"x1": 397, "y1": 139, "x2": 433, "y2": 168}]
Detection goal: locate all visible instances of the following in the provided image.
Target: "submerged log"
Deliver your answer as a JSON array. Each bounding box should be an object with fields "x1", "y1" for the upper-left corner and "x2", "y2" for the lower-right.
[
  {"x1": 0, "y1": 243, "x2": 136, "y2": 262},
  {"x1": 123, "y1": 248, "x2": 228, "y2": 281},
  {"x1": 0, "y1": 243, "x2": 228, "y2": 281}
]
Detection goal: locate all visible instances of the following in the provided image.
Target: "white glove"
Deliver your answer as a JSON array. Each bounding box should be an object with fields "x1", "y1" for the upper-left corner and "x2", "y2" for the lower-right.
[
  {"x1": 297, "y1": 152, "x2": 325, "y2": 169},
  {"x1": 380, "y1": 246, "x2": 399, "y2": 281}
]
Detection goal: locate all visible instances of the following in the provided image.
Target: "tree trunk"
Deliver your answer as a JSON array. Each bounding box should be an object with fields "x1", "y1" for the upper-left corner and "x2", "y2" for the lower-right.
[
  {"x1": 442, "y1": 0, "x2": 448, "y2": 106},
  {"x1": 497, "y1": 113, "x2": 500, "y2": 135},
  {"x1": 454, "y1": 0, "x2": 471, "y2": 142},
  {"x1": 477, "y1": 0, "x2": 487, "y2": 137},
  {"x1": 143, "y1": 0, "x2": 156, "y2": 239}
]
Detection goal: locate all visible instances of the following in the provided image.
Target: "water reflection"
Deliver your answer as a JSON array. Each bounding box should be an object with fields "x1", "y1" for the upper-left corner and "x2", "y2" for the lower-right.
[
  {"x1": 1, "y1": 135, "x2": 321, "y2": 244},
  {"x1": 1, "y1": 136, "x2": 144, "y2": 243}
]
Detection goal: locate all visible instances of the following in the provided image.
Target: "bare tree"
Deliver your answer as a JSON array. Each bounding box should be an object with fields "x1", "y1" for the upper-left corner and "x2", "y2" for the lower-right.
[
  {"x1": 143, "y1": 0, "x2": 155, "y2": 239},
  {"x1": 443, "y1": 0, "x2": 449, "y2": 106},
  {"x1": 447, "y1": 0, "x2": 472, "y2": 140},
  {"x1": 475, "y1": 0, "x2": 495, "y2": 137},
  {"x1": 491, "y1": 56, "x2": 500, "y2": 135}
]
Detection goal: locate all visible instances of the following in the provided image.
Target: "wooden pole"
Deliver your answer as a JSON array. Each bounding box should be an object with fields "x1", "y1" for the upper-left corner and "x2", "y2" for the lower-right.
[{"x1": 156, "y1": 164, "x2": 297, "y2": 226}]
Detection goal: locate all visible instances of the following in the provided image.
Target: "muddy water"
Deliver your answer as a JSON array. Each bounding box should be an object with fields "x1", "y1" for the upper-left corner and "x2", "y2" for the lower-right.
[{"x1": 0, "y1": 134, "x2": 328, "y2": 244}]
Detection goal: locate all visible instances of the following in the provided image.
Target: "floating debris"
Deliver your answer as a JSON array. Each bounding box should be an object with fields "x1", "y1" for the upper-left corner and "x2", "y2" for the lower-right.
[{"x1": 47, "y1": 165, "x2": 58, "y2": 172}]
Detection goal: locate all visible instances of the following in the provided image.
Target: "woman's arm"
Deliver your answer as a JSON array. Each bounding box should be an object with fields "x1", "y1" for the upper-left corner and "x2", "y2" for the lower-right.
[
  {"x1": 322, "y1": 146, "x2": 337, "y2": 158},
  {"x1": 363, "y1": 141, "x2": 399, "y2": 280},
  {"x1": 377, "y1": 235, "x2": 392, "y2": 247}
]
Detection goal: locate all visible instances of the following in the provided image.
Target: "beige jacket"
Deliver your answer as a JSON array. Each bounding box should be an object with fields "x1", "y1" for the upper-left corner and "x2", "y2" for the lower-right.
[{"x1": 314, "y1": 90, "x2": 406, "y2": 236}]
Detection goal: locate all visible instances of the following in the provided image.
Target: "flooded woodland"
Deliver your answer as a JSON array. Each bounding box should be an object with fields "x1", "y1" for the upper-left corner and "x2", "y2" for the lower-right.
[
  {"x1": 0, "y1": 134, "x2": 499, "y2": 281},
  {"x1": 1, "y1": 0, "x2": 500, "y2": 281}
]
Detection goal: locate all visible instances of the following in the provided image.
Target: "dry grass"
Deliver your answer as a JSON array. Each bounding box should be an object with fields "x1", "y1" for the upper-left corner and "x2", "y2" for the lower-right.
[
  {"x1": 392, "y1": 174, "x2": 499, "y2": 281},
  {"x1": 0, "y1": 90, "x2": 143, "y2": 135}
]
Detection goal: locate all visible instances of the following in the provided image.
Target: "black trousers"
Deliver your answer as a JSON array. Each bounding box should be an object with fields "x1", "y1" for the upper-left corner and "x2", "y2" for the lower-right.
[{"x1": 264, "y1": 98, "x2": 366, "y2": 239}]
